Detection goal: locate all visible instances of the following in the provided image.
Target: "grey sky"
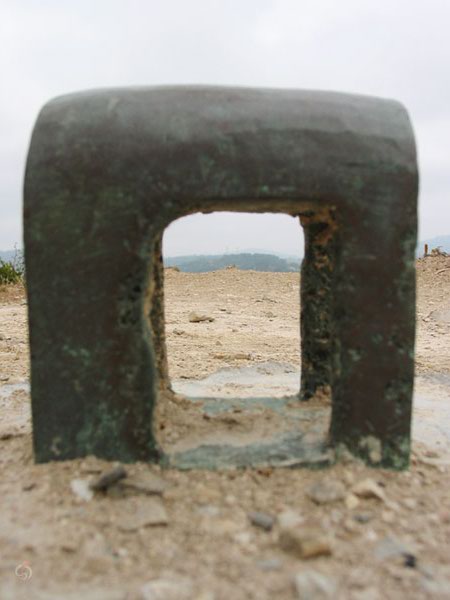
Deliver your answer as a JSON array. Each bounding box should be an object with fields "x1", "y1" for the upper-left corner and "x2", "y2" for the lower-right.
[{"x1": 1, "y1": 0, "x2": 449, "y2": 255}]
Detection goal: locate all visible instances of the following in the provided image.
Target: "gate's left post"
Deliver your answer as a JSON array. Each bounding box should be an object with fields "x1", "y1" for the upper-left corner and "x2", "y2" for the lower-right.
[{"x1": 24, "y1": 95, "x2": 161, "y2": 463}]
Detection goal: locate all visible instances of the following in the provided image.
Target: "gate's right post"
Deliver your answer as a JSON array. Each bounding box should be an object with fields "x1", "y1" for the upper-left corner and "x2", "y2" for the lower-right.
[{"x1": 328, "y1": 181, "x2": 417, "y2": 469}]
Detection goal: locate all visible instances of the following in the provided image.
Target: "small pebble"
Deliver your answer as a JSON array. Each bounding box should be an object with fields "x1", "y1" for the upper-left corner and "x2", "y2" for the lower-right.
[
  {"x1": 352, "y1": 478, "x2": 386, "y2": 502},
  {"x1": 279, "y1": 527, "x2": 332, "y2": 559},
  {"x1": 71, "y1": 478, "x2": 94, "y2": 502},
  {"x1": 381, "y1": 510, "x2": 395, "y2": 524},
  {"x1": 353, "y1": 512, "x2": 373, "y2": 524},
  {"x1": 118, "y1": 471, "x2": 169, "y2": 496},
  {"x1": 374, "y1": 535, "x2": 415, "y2": 562},
  {"x1": 294, "y1": 569, "x2": 337, "y2": 599},
  {"x1": 248, "y1": 511, "x2": 275, "y2": 531},
  {"x1": 118, "y1": 497, "x2": 168, "y2": 531},
  {"x1": 277, "y1": 510, "x2": 304, "y2": 529},
  {"x1": 140, "y1": 575, "x2": 193, "y2": 600},
  {"x1": 345, "y1": 493, "x2": 360, "y2": 510},
  {"x1": 402, "y1": 497, "x2": 418, "y2": 510},
  {"x1": 90, "y1": 465, "x2": 127, "y2": 492},
  {"x1": 306, "y1": 479, "x2": 346, "y2": 505},
  {"x1": 257, "y1": 558, "x2": 283, "y2": 571},
  {"x1": 188, "y1": 312, "x2": 214, "y2": 323}
]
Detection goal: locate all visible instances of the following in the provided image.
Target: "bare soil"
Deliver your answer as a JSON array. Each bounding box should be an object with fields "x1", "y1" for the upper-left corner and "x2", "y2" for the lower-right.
[{"x1": 0, "y1": 256, "x2": 449, "y2": 599}]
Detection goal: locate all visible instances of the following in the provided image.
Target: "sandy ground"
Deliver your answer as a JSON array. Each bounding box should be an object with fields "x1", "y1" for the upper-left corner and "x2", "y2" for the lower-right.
[{"x1": 0, "y1": 256, "x2": 449, "y2": 599}]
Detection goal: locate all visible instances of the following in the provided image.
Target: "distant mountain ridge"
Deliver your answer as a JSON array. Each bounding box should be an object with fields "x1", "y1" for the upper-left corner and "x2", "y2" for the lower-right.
[
  {"x1": 0, "y1": 250, "x2": 16, "y2": 262},
  {"x1": 164, "y1": 253, "x2": 301, "y2": 273},
  {"x1": 2, "y1": 235, "x2": 450, "y2": 269},
  {"x1": 419, "y1": 235, "x2": 450, "y2": 255}
]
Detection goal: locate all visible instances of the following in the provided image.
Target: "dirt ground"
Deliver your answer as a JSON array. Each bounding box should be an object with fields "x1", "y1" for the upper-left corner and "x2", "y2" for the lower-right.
[{"x1": 0, "y1": 256, "x2": 449, "y2": 599}]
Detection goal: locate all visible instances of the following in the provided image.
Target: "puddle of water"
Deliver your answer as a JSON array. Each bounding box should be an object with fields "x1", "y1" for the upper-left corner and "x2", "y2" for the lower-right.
[
  {"x1": 172, "y1": 361, "x2": 299, "y2": 398},
  {"x1": 0, "y1": 381, "x2": 31, "y2": 438},
  {"x1": 431, "y1": 308, "x2": 450, "y2": 323},
  {"x1": 169, "y1": 429, "x2": 331, "y2": 470},
  {"x1": 419, "y1": 372, "x2": 450, "y2": 387},
  {"x1": 2, "y1": 370, "x2": 449, "y2": 463},
  {"x1": 173, "y1": 363, "x2": 450, "y2": 459},
  {"x1": 413, "y1": 394, "x2": 450, "y2": 453}
]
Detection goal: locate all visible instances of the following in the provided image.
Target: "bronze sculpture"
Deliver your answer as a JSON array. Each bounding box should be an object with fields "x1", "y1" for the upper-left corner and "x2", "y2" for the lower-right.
[{"x1": 24, "y1": 86, "x2": 418, "y2": 468}]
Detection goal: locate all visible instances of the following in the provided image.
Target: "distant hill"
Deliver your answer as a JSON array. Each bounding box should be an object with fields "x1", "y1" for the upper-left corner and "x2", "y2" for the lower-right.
[
  {"x1": 419, "y1": 235, "x2": 450, "y2": 255},
  {"x1": 0, "y1": 250, "x2": 16, "y2": 263},
  {"x1": 164, "y1": 253, "x2": 301, "y2": 273}
]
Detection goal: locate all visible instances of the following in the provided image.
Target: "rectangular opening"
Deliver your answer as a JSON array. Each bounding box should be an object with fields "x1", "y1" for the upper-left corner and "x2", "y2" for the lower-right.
[{"x1": 154, "y1": 212, "x2": 332, "y2": 468}]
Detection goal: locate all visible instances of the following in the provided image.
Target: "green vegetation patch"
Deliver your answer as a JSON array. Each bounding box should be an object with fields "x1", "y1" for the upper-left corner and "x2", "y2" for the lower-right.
[{"x1": 0, "y1": 249, "x2": 25, "y2": 285}]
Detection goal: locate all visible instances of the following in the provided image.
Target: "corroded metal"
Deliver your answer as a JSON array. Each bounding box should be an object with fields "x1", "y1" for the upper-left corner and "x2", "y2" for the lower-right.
[{"x1": 24, "y1": 86, "x2": 418, "y2": 468}]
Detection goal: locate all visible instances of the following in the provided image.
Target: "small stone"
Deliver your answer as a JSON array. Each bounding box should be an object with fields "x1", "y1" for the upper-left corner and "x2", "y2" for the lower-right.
[
  {"x1": 359, "y1": 435, "x2": 382, "y2": 464},
  {"x1": 306, "y1": 479, "x2": 346, "y2": 505},
  {"x1": 365, "y1": 529, "x2": 378, "y2": 542},
  {"x1": 402, "y1": 497, "x2": 417, "y2": 510},
  {"x1": 374, "y1": 536, "x2": 415, "y2": 562},
  {"x1": 277, "y1": 510, "x2": 304, "y2": 529},
  {"x1": 330, "y1": 509, "x2": 342, "y2": 524},
  {"x1": 118, "y1": 472, "x2": 169, "y2": 496},
  {"x1": 248, "y1": 511, "x2": 275, "y2": 531},
  {"x1": 234, "y1": 352, "x2": 252, "y2": 360},
  {"x1": 117, "y1": 497, "x2": 168, "y2": 531},
  {"x1": 173, "y1": 328, "x2": 185, "y2": 336},
  {"x1": 352, "y1": 587, "x2": 382, "y2": 600},
  {"x1": 294, "y1": 570, "x2": 337, "y2": 599},
  {"x1": 439, "y1": 510, "x2": 450, "y2": 524},
  {"x1": 195, "y1": 593, "x2": 216, "y2": 600},
  {"x1": 423, "y1": 448, "x2": 439, "y2": 458},
  {"x1": 188, "y1": 312, "x2": 214, "y2": 323},
  {"x1": 381, "y1": 510, "x2": 395, "y2": 524},
  {"x1": 202, "y1": 519, "x2": 240, "y2": 538},
  {"x1": 352, "y1": 478, "x2": 386, "y2": 502},
  {"x1": 139, "y1": 575, "x2": 193, "y2": 600},
  {"x1": 61, "y1": 540, "x2": 78, "y2": 553},
  {"x1": 353, "y1": 512, "x2": 373, "y2": 524},
  {"x1": 345, "y1": 493, "x2": 360, "y2": 510},
  {"x1": 403, "y1": 553, "x2": 417, "y2": 568},
  {"x1": 22, "y1": 481, "x2": 36, "y2": 491},
  {"x1": 90, "y1": 465, "x2": 127, "y2": 492},
  {"x1": 279, "y1": 528, "x2": 332, "y2": 559},
  {"x1": 257, "y1": 557, "x2": 283, "y2": 571},
  {"x1": 196, "y1": 504, "x2": 220, "y2": 517},
  {"x1": 342, "y1": 470, "x2": 355, "y2": 486},
  {"x1": 71, "y1": 478, "x2": 94, "y2": 501},
  {"x1": 343, "y1": 519, "x2": 357, "y2": 533},
  {"x1": 0, "y1": 430, "x2": 21, "y2": 440},
  {"x1": 233, "y1": 531, "x2": 253, "y2": 546},
  {"x1": 421, "y1": 576, "x2": 450, "y2": 596}
]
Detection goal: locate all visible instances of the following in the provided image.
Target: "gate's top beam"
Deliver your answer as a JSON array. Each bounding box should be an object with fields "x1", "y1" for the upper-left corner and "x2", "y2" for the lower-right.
[{"x1": 26, "y1": 86, "x2": 417, "y2": 214}]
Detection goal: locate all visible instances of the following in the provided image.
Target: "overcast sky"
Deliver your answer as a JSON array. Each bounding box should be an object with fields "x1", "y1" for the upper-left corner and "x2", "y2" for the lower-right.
[{"x1": 1, "y1": 0, "x2": 449, "y2": 256}]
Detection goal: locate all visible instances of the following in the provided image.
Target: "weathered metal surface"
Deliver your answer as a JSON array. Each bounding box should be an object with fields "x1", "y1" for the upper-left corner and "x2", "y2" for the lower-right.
[{"x1": 24, "y1": 86, "x2": 418, "y2": 468}]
